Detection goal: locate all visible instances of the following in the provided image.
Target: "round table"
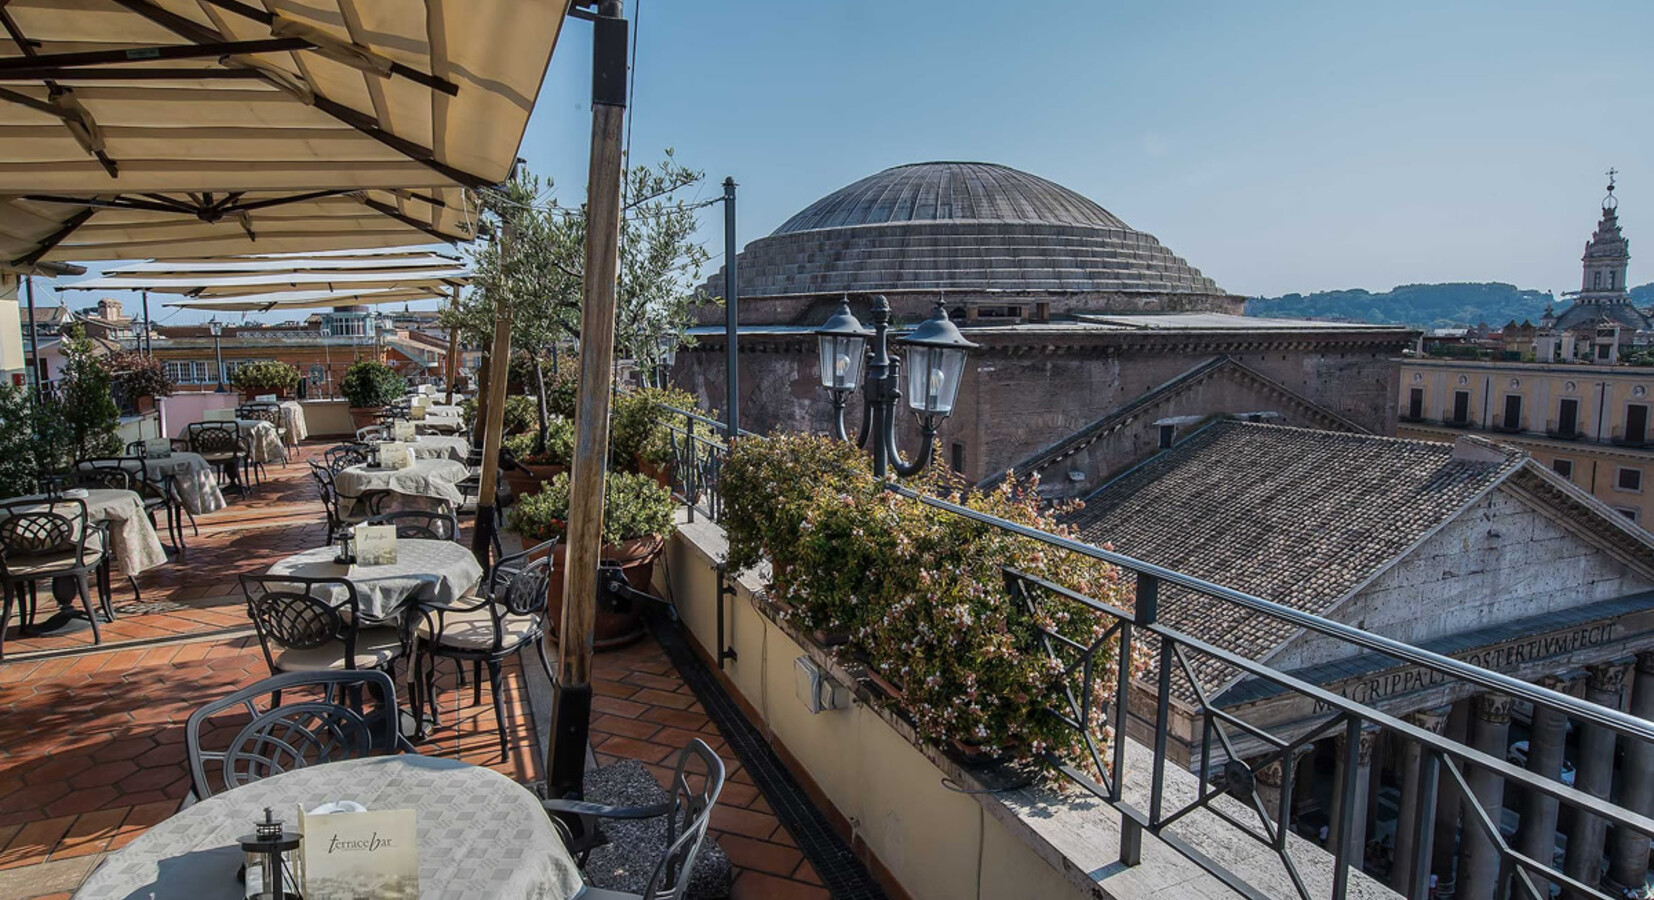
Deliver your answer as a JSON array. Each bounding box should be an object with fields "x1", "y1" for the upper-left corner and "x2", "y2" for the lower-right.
[
  {"x1": 113, "y1": 453, "x2": 227, "y2": 515},
  {"x1": 409, "y1": 434, "x2": 471, "y2": 462},
  {"x1": 334, "y1": 458, "x2": 468, "y2": 519},
  {"x1": 5, "y1": 489, "x2": 166, "y2": 577},
  {"x1": 416, "y1": 412, "x2": 465, "y2": 434},
  {"x1": 71, "y1": 755, "x2": 582, "y2": 900},
  {"x1": 233, "y1": 418, "x2": 287, "y2": 464},
  {"x1": 264, "y1": 538, "x2": 483, "y2": 622}
]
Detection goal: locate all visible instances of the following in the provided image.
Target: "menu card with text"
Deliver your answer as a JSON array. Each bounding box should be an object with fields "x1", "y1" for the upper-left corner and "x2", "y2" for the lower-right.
[
  {"x1": 353, "y1": 524, "x2": 398, "y2": 566},
  {"x1": 298, "y1": 807, "x2": 418, "y2": 899},
  {"x1": 393, "y1": 420, "x2": 417, "y2": 441},
  {"x1": 143, "y1": 438, "x2": 173, "y2": 459},
  {"x1": 408, "y1": 404, "x2": 428, "y2": 421},
  {"x1": 378, "y1": 441, "x2": 414, "y2": 469}
]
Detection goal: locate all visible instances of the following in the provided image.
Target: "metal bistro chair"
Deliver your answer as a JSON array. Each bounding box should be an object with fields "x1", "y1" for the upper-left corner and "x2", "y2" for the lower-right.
[
  {"x1": 365, "y1": 510, "x2": 460, "y2": 541},
  {"x1": 323, "y1": 442, "x2": 369, "y2": 475},
  {"x1": 65, "y1": 465, "x2": 146, "y2": 603},
  {"x1": 239, "y1": 574, "x2": 406, "y2": 678},
  {"x1": 307, "y1": 461, "x2": 350, "y2": 541},
  {"x1": 355, "y1": 424, "x2": 389, "y2": 443},
  {"x1": 101, "y1": 451, "x2": 193, "y2": 550},
  {"x1": 184, "y1": 669, "x2": 410, "y2": 802},
  {"x1": 543, "y1": 739, "x2": 726, "y2": 900},
  {"x1": 187, "y1": 422, "x2": 248, "y2": 497},
  {"x1": 413, "y1": 539, "x2": 557, "y2": 753},
  {"x1": 237, "y1": 403, "x2": 290, "y2": 459},
  {"x1": 0, "y1": 497, "x2": 110, "y2": 658}
]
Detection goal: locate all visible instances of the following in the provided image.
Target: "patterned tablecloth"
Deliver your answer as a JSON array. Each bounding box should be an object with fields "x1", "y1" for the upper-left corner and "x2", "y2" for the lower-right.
[
  {"x1": 71, "y1": 755, "x2": 582, "y2": 900},
  {"x1": 231, "y1": 419, "x2": 287, "y2": 464},
  {"x1": 5, "y1": 489, "x2": 167, "y2": 577},
  {"x1": 118, "y1": 453, "x2": 226, "y2": 515},
  {"x1": 279, "y1": 401, "x2": 309, "y2": 443},
  {"x1": 409, "y1": 435, "x2": 471, "y2": 462},
  {"x1": 334, "y1": 458, "x2": 468, "y2": 519},
  {"x1": 264, "y1": 539, "x2": 483, "y2": 621},
  {"x1": 416, "y1": 412, "x2": 465, "y2": 434}
]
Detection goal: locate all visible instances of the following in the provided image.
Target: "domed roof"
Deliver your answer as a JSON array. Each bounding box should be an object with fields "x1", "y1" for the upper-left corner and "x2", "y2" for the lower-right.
[
  {"x1": 707, "y1": 161, "x2": 1224, "y2": 300},
  {"x1": 773, "y1": 162, "x2": 1130, "y2": 233}
]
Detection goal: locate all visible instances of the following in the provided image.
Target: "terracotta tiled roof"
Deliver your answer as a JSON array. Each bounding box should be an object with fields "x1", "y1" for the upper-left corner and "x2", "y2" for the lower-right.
[{"x1": 1064, "y1": 420, "x2": 1527, "y2": 694}]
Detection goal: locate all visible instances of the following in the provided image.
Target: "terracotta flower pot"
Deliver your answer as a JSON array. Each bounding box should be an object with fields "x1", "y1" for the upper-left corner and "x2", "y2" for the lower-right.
[
  {"x1": 536, "y1": 534, "x2": 664, "y2": 650},
  {"x1": 348, "y1": 406, "x2": 384, "y2": 429},
  {"x1": 635, "y1": 455, "x2": 672, "y2": 490},
  {"x1": 502, "y1": 463, "x2": 565, "y2": 501}
]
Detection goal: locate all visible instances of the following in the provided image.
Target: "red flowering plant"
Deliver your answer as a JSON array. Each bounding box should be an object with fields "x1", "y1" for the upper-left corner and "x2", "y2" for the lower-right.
[{"x1": 720, "y1": 433, "x2": 1140, "y2": 771}]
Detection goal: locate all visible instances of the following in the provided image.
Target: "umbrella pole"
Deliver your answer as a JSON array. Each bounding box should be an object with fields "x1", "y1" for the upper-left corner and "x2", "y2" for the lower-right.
[
  {"x1": 548, "y1": 0, "x2": 628, "y2": 800},
  {"x1": 470, "y1": 305, "x2": 511, "y2": 566},
  {"x1": 445, "y1": 284, "x2": 461, "y2": 406}
]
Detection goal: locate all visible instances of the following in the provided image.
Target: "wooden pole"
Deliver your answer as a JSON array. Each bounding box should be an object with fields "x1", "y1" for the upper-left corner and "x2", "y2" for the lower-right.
[
  {"x1": 548, "y1": 0, "x2": 628, "y2": 799},
  {"x1": 469, "y1": 298, "x2": 512, "y2": 565},
  {"x1": 444, "y1": 284, "x2": 461, "y2": 406}
]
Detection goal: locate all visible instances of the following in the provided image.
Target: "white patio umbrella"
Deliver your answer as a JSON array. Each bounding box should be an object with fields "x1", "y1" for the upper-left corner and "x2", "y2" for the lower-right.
[
  {"x1": 62, "y1": 259, "x2": 470, "y2": 297},
  {"x1": 159, "y1": 285, "x2": 450, "y2": 312},
  {"x1": 0, "y1": 0, "x2": 567, "y2": 268}
]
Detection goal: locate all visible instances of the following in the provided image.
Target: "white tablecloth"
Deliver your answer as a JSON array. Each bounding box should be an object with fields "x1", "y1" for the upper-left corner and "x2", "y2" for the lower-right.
[
  {"x1": 279, "y1": 400, "x2": 309, "y2": 442},
  {"x1": 72, "y1": 756, "x2": 581, "y2": 900},
  {"x1": 335, "y1": 458, "x2": 468, "y2": 519},
  {"x1": 416, "y1": 412, "x2": 465, "y2": 434},
  {"x1": 265, "y1": 539, "x2": 483, "y2": 621},
  {"x1": 409, "y1": 435, "x2": 471, "y2": 462},
  {"x1": 233, "y1": 419, "x2": 287, "y2": 464},
  {"x1": 119, "y1": 453, "x2": 226, "y2": 515},
  {"x1": 5, "y1": 489, "x2": 167, "y2": 577}
]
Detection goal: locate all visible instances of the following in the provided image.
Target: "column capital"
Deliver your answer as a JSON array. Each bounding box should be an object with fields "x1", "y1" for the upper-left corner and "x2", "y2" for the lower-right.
[
  {"x1": 1589, "y1": 658, "x2": 1636, "y2": 694},
  {"x1": 1254, "y1": 757, "x2": 1284, "y2": 788},
  {"x1": 1334, "y1": 726, "x2": 1382, "y2": 765},
  {"x1": 1405, "y1": 704, "x2": 1453, "y2": 734},
  {"x1": 1539, "y1": 668, "x2": 1588, "y2": 693},
  {"x1": 1637, "y1": 651, "x2": 1654, "y2": 676},
  {"x1": 1474, "y1": 692, "x2": 1513, "y2": 724}
]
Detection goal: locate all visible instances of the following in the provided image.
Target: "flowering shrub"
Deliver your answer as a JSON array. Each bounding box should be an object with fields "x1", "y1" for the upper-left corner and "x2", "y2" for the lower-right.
[
  {"x1": 228, "y1": 360, "x2": 298, "y2": 394},
  {"x1": 105, "y1": 350, "x2": 175, "y2": 398},
  {"x1": 609, "y1": 386, "x2": 701, "y2": 470},
  {"x1": 719, "y1": 434, "x2": 1135, "y2": 766},
  {"x1": 503, "y1": 416, "x2": 576, "y2": 466}
]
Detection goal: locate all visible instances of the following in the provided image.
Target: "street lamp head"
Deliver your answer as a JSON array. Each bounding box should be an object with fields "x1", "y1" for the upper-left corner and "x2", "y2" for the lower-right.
[
  {"x1": 207, "y1": 318, "x2": 222, "y2": 336},
  {"x1": 657, "y1": 332, "x2": 679, "y2": 369},
  {"x1": 899, "y1": 300, "x2": 977, "y2": 417},
  {"x1": 815, "y1": 298, "x2": 872, "y2": 393}
]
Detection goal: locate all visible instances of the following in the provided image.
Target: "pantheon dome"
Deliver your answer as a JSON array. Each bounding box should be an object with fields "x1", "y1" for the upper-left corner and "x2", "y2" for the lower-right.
[{"x1": 701, "y1": 161, "x2": 1235, "y2": 320}]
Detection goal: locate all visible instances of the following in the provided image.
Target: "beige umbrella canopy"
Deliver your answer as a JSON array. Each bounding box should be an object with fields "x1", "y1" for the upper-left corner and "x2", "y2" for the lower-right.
[
  {"x1": 60, "y1": 248, "x2": 470, "y2": 296},
  {"x1": 0, "y1": 0, "x2": 566, "y2": 268},
  {"x1": 159, "y1": 285, "x2": 449, "y2": 312}
]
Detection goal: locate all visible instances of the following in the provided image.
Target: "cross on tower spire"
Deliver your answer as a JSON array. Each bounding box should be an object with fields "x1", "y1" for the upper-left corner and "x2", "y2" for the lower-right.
[{"x1": 1605, "y1": 167, "x2": 1619, "y2": 209}]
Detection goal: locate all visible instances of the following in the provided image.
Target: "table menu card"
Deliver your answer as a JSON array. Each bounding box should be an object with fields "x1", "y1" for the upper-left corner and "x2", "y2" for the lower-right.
[
  {"x1": 353, "y1": 524, "x2": 398, "y2": 566},
  {"x1": 392, "y1": 420, "x2": 417, "y2": 441},
  {"x1": 379, "y1": 441, "x2": 413, "y2": 468},
  {"x1": 408, "y1": 404, "x2": 428, "y2": 421},
  {"x1": 143, "y1": 438, "x2": 173, "y2": 459},
  {"x1": 203, "y1": 408, "x2": 236, "y2": 422},
  {"x1": 298, "y1": 807, "x2": 418, "y2": 899},
  {"x1": 255, "y1": 394, "x2": 278, "y2": 402}
]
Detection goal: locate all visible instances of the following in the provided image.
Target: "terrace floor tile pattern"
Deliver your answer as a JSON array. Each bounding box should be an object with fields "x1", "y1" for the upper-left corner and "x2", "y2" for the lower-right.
[{"x1": 0, "y1": 442, "x2": 829, "y2": 899}]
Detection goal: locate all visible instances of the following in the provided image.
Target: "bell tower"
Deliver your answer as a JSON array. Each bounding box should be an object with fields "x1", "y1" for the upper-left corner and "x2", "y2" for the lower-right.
[{"x1": 1581, "y1": 168, "x2": 1630, "y2": 301}]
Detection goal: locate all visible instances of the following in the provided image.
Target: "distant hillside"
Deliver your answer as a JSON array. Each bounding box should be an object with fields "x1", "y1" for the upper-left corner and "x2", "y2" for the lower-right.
[{"x1": 1245, "y1": 283, "x2": 1567, "y2": 329}]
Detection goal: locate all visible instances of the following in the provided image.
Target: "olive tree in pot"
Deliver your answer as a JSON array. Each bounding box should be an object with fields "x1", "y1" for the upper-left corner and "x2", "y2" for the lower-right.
[
  {"x1": 229, "y1": 360, "x2": 301, "y2": 400},
  {"x1": 339, "y1": 360, "x2": 406, "y2": 429},
  {"x1": 501, "y1": 415, "x2": 575, "y2": 500},
  {"x1": 506, "y1": 470, "x2": 675, "y2": 648}
]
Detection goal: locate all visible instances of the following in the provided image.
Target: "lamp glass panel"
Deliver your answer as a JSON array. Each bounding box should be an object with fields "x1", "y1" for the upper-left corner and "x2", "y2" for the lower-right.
[
  {"x1": 819, "y1": 334, "x2": 866, "y2": 391},
  {"x1": 906, "y1": 345, "x2": 967, "y2": 415}
]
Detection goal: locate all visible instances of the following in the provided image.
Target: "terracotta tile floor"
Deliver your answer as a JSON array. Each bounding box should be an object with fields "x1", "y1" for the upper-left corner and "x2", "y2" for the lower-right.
[{"x1": 0, "y1": 442, "x2": 829, "y2": 899}]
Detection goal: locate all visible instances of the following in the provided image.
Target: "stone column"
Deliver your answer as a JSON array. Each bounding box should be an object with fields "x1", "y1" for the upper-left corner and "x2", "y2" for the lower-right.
[
  {"x1": 1394, "y1": 706, "x2": 1452, "y2": 894},
  {"x1": 1608, "y1": 653, "x2": 1654, "y2": 893},
  {"x1": 1433, "y1": 699, "x2": 1472, "y2": 894},
  {"x1": 1329, "y1": 726, "x2": 1380, "y2": 869},
  {"x1": 1516, "y1": 672, "x2": 1583, "y2": 900},
  {"x1": 1564, "y1": 659, "x2": 1632, "y2": 900},
  {"x1": 1255, "y1": 755, "x2": 1286, "y2": 824},
  {"x1": 1458, "y1": 693, "x2": 1514, "y2": 900}
]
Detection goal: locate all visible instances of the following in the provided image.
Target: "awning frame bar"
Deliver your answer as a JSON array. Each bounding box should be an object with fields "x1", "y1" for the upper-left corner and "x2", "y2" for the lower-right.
[{"x1": 11, "y1": 207, "x2": 95, "y2": 268}]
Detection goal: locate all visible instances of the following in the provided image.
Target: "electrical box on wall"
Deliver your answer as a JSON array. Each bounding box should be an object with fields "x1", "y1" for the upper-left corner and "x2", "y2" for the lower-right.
[{"x1": 794, "y1": 656, "x2": 848, "y2": 714}]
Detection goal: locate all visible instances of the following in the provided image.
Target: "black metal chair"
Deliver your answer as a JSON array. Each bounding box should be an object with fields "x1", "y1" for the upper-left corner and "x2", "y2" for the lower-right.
[
  {"x1": 237, "y1": 403, "x2": 289, "y2": 454},
  {"x1": 97, "y1": 454, "x2": 195, "y2": 550},
  {"x1": 542, "y1": 738, "x2": 726, "y2": 900},
  {"x1": 65, "y1": 465, "x2": 147, "y2": 603},
  {"x1": 239, "y1": 574, "x2": 406, "y2": 677},
  {"x1": 308, "y1": 461, "x2": 353, "y2": 540},
  {"x1": 184, "y1": 669, "x2": 409, "y2": 801},
  {"x1": 366, "y1": 510, "x2": 460, "y2": 541},
  {"x1": 187, "y1": 422, "x2": 247, "y2": 496},
  {"x1": 0, "y1": 498, "x2": 110, "y2": 658},
  {"x1": 412, "y1": 539, "x2": 557, "y2": 753},
  {"x1": 323, "y1": 443, "x2": 369, "y2": 475}
]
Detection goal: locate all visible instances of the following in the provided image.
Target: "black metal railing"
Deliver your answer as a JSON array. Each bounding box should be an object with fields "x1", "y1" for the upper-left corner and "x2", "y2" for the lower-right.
[
  {"x1": 659, "y1": 403, "x2": 741, "y2": 524},
  {"x1": 889, "y1": 484, "x2": 1654, "y2": 900}
]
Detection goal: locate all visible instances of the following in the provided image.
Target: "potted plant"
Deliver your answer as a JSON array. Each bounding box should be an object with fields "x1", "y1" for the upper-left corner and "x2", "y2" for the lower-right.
[
  {"x1": 506, "y1": 470, "x2": 675, "y2": 648},
  {"x1": 229, "y1": 360, "x2": 301, "y2": 400},
  {"x1": 609, "y1": 386, "x2": 702, "y2": 483},
  {"x1": 339, "y1": 359, "x2": 406, "y2": 429},
  {"x1": 501, "y1": 416, "x2": 575, "y2": 500},
  {"x1": 104, "y1": 350, "x2": 174, "y2": 413}
]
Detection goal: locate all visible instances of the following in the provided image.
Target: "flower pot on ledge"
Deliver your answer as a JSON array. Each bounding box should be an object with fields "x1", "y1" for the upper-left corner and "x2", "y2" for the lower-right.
[
  {"x1": 348, "y1": 406, "x2": 385, "y2": 430},
  {"x1": 502, "y1": 463, "x2": 566, "y2": 502},
  {"x1": 538, "y1": 534, "x2": 664, "y2": 649}
]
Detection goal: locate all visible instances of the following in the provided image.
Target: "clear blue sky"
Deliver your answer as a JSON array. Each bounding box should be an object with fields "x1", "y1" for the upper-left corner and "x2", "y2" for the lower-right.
[{"x1": 50, "y1": 0, "x2": 1653, "y2": 325}]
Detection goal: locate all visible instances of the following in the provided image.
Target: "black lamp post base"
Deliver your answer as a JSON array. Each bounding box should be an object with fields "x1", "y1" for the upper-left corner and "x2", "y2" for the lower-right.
[{"x1": 546, "y1": 681, "x2": 593, "y2": 800}]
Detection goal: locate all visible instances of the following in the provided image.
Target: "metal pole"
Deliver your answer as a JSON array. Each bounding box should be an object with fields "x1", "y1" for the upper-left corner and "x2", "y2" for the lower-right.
[
  {"x1": 867, "y1": 296, "x2": 892, "y2": 480},
  {"x1": 213, "y1": 330, "x2": 225, "y2": 392},
  {"x1": 444, "y1": 284, "x2": 461, "y2": 406},
  {"x1": 549, "y1": 0, "x2": 628, "y2": 800},
  {"x1": 24, "y1": 275, "x2": 39, "y2": 403},
  {"x1": 141, "y1": 290, "x2": 152, "y2": 354},
  {"x1": 722, "y1": 176, "x2": 738, "y2": 438}
]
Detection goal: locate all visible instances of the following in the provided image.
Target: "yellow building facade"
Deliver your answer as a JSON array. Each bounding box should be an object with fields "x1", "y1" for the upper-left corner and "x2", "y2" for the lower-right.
[{"x1": 1398, "y1": 358, "x2": 1654, "y2": 527}]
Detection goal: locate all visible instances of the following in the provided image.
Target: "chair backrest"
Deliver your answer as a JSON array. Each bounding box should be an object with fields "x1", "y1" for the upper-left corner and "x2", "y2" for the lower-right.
[
  {"x1": 365, "y1": 510, "x2": 459, "y2": 541},
  {"x1": 643, "y1": 739, "x2": 726, "y2": 900},
  {"x1": 239, "y1": 573, "x2": 366, "y2": 671},
  {"x1": 184, "y1": 669, "x2": 403, "y2": 800},
  {"x1": 497, "y1": 552, "x2": 554, "y2": 617},
  {"x1": 356, "y1": 425, "x2": 388, "y2": 442},
  {"x1": 0, "y1": 498, "x2": 91, "y2": 576},
  {"x1": 240, "y1": 406, "x2": 281, "y2": 427},
  {"x1": 187, "y1": 422, "x2": 240, "y2": 454},
  {"x1": 68, "y1": 465, "x2": 130, "y2": 492},
  {"x1": 307, "y1": 461, "x2": 345, "y2": 536},
  {"x1": 324, "y1": 443, "x2": 369, "y2": 474}
]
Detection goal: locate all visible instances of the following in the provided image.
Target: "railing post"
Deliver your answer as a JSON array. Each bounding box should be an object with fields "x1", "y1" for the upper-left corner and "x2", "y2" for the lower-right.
[
  {"x1": 1407, "y1": 751, "x2": 1439, "y2": 900},
  {"x1": 1142, "y1": 572, "x2": 1171, "y2": 836},
  {"x1": 1332, "y1": 716, "x2": 1362, "y2": 900},
  {"x1": 682, "y1": 410, "x2": 696, "y2": 524}
]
